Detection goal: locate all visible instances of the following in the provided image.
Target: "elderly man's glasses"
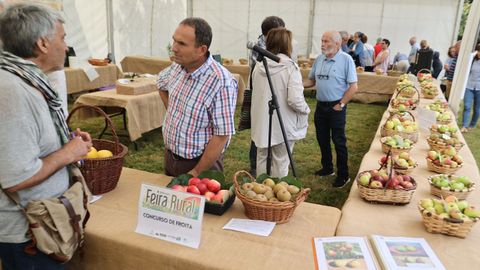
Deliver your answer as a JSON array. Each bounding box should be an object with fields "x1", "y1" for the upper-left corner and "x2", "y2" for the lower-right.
[{"x1": 317, "y1": 59, "x2": 333, "y2": 80}]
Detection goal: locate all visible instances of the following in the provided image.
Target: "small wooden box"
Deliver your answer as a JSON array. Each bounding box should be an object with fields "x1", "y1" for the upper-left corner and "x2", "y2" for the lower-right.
[{"x1": 116, "y1": 78, "x2": 156, "y2": 95}]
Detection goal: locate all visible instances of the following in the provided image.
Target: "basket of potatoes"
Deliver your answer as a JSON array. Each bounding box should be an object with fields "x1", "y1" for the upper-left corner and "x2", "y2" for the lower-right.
[{"x1": 233, "y1": 171, "x2": 310, "y2": 224}]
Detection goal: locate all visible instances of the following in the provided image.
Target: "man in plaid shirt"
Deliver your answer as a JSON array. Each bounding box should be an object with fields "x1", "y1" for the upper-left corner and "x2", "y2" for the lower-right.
[{"x1": 157, "y1": 17, "x2": 238, "y2": 177}]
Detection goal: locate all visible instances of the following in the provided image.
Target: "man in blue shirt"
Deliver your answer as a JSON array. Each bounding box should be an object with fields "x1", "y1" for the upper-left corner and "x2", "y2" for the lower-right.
[{"x1": 304, "y1": 31, "x2": 358, "y2": 188}]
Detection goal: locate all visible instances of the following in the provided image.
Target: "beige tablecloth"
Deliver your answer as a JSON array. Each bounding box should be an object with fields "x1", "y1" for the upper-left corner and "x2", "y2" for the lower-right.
[
  {"x1": 353, "y1": 72, "x2": 399, "y2": 103},
  {"x1": 120, "y1": 56, "x2": 246, "y2": 105},
  {"x1": 65, "y1": 64, "x2": 121, "y2": 94},
  {"x1": 73, "y1": 89, "x2": 165, "y2": 141},
  {"x1": 67, "y1": 167, "x2": 341, "y2": 270},
  {"x1": 336, "y1": 84, "x2": 480, "y2": 270}
]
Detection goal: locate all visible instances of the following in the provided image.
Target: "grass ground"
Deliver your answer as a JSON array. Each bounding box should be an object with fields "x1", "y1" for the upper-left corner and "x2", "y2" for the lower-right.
[{"x1": 69, "y1": 93, "x2": 479, "y2": 209}]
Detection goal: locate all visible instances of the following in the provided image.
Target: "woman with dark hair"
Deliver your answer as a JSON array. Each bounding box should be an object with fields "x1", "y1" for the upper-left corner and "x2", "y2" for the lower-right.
[
  {"x1": 251, "y1": 28, "x2": 310, "y2": 177},
  {"x1": 461, "y1": 43, "x2": 480, "y2": 133}
]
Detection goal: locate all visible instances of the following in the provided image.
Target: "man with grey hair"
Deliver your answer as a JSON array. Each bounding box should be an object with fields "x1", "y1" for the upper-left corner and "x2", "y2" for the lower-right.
[
  {"x1": 339, "y1": 31, "x2": 349, "y2": 53},
  {"x1": 0, "y1": 4, "x2": 92, "y2": 269},
  {"x1": 304, "y1": 31, "x2": 358, "y2": 188},
  {"x1": 407, "y1": 36, "x2": 420, "y2": 73}
]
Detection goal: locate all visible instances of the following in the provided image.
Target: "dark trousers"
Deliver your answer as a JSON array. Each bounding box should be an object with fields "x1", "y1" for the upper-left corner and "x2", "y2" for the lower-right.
[
  {"x1": 314, "y1": 101, "x2": 349, "y2": 178},
  {"x1": 164, "y1": 149, "x2": 224, "y2": 177},
  {"x1": 249, "y1": 141, "x2": 257, "y2": 174},
  {"x1": 0, "y1": 241, "x2": 64, "y2": 270}
]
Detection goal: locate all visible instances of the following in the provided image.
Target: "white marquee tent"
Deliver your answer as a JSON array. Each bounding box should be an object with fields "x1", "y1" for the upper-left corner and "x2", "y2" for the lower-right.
[{"x1": 19, "y1": 0, "x2": 480, "y2": 113}]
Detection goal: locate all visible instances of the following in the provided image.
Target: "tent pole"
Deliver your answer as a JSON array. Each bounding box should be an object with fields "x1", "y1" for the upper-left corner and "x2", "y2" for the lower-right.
[
  {"x1": 306, "y1": 0, "x2": 315, "y2": 58},
  {"x1": 452, "y1": 0, "x2": 465, "y2": 44},
  {"x1": 187, "y1": 0, "x2": 193, "y2": 17},
  {"x1": 106, "y1": 0, "x2": 115, "y2": 63}
]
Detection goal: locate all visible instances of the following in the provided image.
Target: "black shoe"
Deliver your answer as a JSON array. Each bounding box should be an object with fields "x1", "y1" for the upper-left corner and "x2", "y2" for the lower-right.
[
  {"x1": 333, "y1": 176, "x2": 351, "y2": 188},
  {"x1": 315, "y1": 169, "x2": 335, "y2": 177}
]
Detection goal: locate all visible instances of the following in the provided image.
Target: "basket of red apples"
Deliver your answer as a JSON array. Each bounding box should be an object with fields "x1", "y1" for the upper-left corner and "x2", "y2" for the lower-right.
[
  {"x1": 426, "y1": 147, "x2": 463, "y2": 174},
  {"x1": 167, "y1": 170, "x2": 235, "y2": 215},
  {"x1": 418, "y1": 195, "x2": 479, "y2": 238},
  {"x1": 356, "y1": 167, "x2": 416, "y2": 205},
  {"x1": 233, "y1": 171, "x2": 310, "y2": 224},
  {"x1": 428, "y1": 174, "x2": 475, "y2": 200}
]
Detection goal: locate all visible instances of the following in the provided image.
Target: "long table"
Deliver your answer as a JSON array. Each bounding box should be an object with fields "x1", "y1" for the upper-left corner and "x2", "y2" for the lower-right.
[
  {"x1": 73, "y1": 89, "x2": 166, "y2": 141},
  {"x1": 336, "y1": 83, "x2": 480, "y2": 269},
  {"x1": 65, "y1": 64, "x2": 121, "y2": 94},
  {"x1": 120, "y1": 56, "x2": 247, "y2": 104},
  {"x1": 67, "y1": 167, "x2": 341, "y2": 270}
]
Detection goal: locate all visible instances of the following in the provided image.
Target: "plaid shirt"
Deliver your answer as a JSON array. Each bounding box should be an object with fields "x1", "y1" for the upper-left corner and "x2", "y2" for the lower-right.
[{"x1": 157, "y1": 55, "x2": 238, "y2": 159}]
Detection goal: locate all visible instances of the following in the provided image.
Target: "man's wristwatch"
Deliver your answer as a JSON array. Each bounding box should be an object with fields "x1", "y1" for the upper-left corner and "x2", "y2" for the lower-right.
[{"x1": 339, "y1": 102, "x2": 346, "y2": 108}]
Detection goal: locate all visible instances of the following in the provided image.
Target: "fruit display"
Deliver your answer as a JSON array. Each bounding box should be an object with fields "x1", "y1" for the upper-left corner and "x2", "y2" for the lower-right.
[
  {"x1": 380, "y1": 135, "x2": 414, "y2": 154},
  {"x1": 167, "y1": 171, "x2": 235, "y2": 215},
  {"x1": 434, "y1": 111, "x2": 452, "y2": 124},
  {"x1": 428, "y1": 174, "x2": 475, "y2": 200},
  {"x1": 417, "y1": 72, "x2": 433, "y2": 83},
  {"x1": 427, "y1": 132, "x2": 464, "y2": 152},
  {"x1": 356, "y1": 169, "x2": 416, "y2": 204},
  {"x1": 430, "y1": 123, "x2": 458, "y2": 135},
  {"x1": 238, "y1": 178, "x2": 301, "y2": 203},
  {"x1": 418, "y1": 196, "x2": 479, "y2": 238},
  {"x1": 424, "y1": 99, "x2": 449, "y2": 113},
  {"x1": 383, "y1": 114, "x2": 418, "y2": 133},
  {"x1": 390, "y1": 97, "x2": 417, "y2": 111},
  {"x1": 379, "y1": 152, "x2": 418, "y2": 174},
  {"x1": 426, "y1": 147, "x2": 463, "y2": 174},
  {"x1": 84, "y1": 147, "x2": 113, "y2": 158},
  {"x1": 420, "y1": 81, "x2": 438, "y2": 98},
  {"x1": 396, "y1": 80, "x2": 417, "y2": 98},
  {"x1": 397, "y1": 74, "x2": 409, "y2": 82},
  {"x1": 233, "y1": 171, "x2": 310, "y2": 223}
]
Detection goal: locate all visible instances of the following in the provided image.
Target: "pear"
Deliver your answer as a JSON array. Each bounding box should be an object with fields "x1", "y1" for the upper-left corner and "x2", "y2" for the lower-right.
[{"x1": 464, "y1": 207, "x2": 480, "y2": 219}]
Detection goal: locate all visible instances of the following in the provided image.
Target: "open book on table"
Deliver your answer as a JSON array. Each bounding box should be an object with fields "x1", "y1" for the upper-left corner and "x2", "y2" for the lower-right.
[{"x1": 312, "y1": 235, "x2": 445, "y2": 270}]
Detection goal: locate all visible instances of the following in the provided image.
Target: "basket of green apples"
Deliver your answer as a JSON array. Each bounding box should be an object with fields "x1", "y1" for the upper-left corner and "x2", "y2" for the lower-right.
[
  {"x1": 425, "y1": 99, "x2": 449, "y2": 113},
  {"x1": 396, "y1": 82, "x2": 418, "y2": 98},
  {"x1": 430, "y1": 123, "x2": 458, "y2": 136},
  {"x1": 428, "y1": 174, "x2": 475, "y2": 200},
  {"x1": 381, "y1": 111, "x2": 419, "y2": 142},
  {"x1": 380, "y1": 135, "x2": 414, "y2": 155},
  {"x1": 426, "y1": 147, "x2": 463, "y2": 174},
  {"x1": 418, "y1": 195, "x2": 479, "y2": 238},
  {"x1": 435, "y1": 111, "x2": 452, "y2": 124}
]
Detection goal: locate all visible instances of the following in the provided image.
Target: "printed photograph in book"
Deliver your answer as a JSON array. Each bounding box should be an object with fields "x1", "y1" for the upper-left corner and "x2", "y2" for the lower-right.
[
  {"x1": 313, "y1": 237, "x2": 376, "y2": 270},
  {"x1": 386, "y1": 241, "x2": 433, "y2": 267}
]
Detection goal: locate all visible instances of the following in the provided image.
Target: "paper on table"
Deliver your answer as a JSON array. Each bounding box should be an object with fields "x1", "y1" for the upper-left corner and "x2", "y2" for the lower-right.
[
  {"x1": 416, "y1": 107, "x2": 437, "y2": 131},
  {"x1": 223, "y1": 218, "x2": 275, "y2": 236},
  {"x1": 89, "y1": 195, "x2": 102, "y2": 204},
  {"x1": 84, "y1": 65, "x2": 100, "y2": 81}
]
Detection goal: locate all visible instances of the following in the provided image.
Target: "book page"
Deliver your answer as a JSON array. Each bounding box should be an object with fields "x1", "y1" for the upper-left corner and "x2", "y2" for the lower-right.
[
  {"x1": 313, "y1": 236, "x2": 377, "y2": 270},
  {"x1": 370, "y1": 235, "x2": 445, "y2": 270}
]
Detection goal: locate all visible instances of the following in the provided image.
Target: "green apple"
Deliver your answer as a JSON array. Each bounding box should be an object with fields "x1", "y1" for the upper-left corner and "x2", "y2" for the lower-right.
[
  {"x1": 457, "y1": 200, "x2": 469, "y2": 212},
  {"x1": 385, "y1": 120, "x2": 394, "y2": 129},
  {"x1": 450, "y1": 182, "x2": 464, "y2": 190},
  {"x1": 420, "y1": 199, "x2": 434, "y2": 209},
  {"x1": 464, "y1": 207, "x2": 480, "y2": 218}
]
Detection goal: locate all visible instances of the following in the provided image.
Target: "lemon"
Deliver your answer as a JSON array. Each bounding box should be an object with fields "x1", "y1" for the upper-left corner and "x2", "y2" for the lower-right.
[
  {"x1": 84, "y1": 147, "x2": 98, "y2": 159},
  {"x1": 97, "y1": 149, "x2": 113, "y2": 158}
]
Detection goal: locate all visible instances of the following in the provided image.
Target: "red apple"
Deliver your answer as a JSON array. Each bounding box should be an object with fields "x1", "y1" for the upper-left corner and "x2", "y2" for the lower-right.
[
  {"x1": 200, "y1": 178, "x2": 210, "y2": 186},
  {"x1": 387, "y1": 178, "x2": 399, "y2": 189},
  {"x1": 188, "y1": 177, "x2": 201, "y2": 186},
  {"x1": 171, "y1": 184, "x2": 185, "y2": 192},
  {"x1": 207, "y1": 179, "x2": 221, "y2": 193},
  {"x1": 186, "y1": 185, "x2": 200, "y2": 195},
  {"x1": 195, "y1": 182, "x2": 208, "y2": 195},
  {"x1": 402, "y1": 175, "x2": 411, "y2": 182},
  {"x1": 401, "y1": 181, "x2": 414, "y2": 189},
  {"x1": 204, "y1": 191, "x2": 215, "y2": 201}
]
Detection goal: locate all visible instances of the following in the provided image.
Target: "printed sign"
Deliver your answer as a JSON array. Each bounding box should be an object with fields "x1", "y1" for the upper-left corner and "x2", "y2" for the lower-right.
[{"x1": 135, "y1": 183, "x2": 205, "y2": 249}]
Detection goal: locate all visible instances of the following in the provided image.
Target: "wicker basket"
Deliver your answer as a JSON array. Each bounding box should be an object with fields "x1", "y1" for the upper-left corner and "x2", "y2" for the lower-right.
[
  {"x1": 380, "y1": 137, "x2": 414, "y2": 155},
  {"x1": 67, "y1": 105, "x2": 128, "y2": 195},
  {"x1": 422, "y1": 89, "x2": 438, "y2": 99},
  {"x1": 380, "y1": 111, "x2": 419, "y2": 142},
  {"x1": 378, "y1": 158, "x2": 418, "y2": 175},
  {"x1": 416, "y1": 69, "x2": 433, "y2": 82},
  {"x1": 426, "y1": 158, "x2": 462, "y2": 174},
  {"x1": 233, "y1": 171, "x2": 310, "y2": 224},
  {"x1": 428, "y1": 175, "x2": 475, "y2": 200},
  {"x1": 426, "y1": 138, "x2": 464, "y2": 152},
  {"x1": 396, "y1": 84, "x2": 419, "y2": 98},
  {"x1": 436, "y1": 117, "x2": 452, "y2": 125},
  {"x1": 356, "y1": 171, "x2": 416, "y2": 205},
  {"x1": 418, "y1": 203, "x2": 478, "y2": 238}
]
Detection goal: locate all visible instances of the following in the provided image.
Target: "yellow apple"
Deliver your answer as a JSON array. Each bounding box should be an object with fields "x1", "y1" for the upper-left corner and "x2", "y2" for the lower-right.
[
  {"x1": 84, "y1": 147, "x2": 98, "y2": 159},
  {"x1": 97, "y1": 149, "x2": 113, "y2": 158}
]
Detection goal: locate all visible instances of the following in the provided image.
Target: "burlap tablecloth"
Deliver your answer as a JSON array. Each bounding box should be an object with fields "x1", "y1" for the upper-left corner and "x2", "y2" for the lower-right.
[
  {"x1": 65, "y1": 64, "x2": 121, "y2": 94},
  {"x1": 120, "y1": 56, "x2": 246, "y2": 105},
  {"x1": 336, "y1": 85, "x2": 480, "y2": 269},
  {"x1": 73, "y1": 89, "x2": 165, "y2": 141},
  {"x1": 67, "y1": 167, "x2": 341, "y2": 270},
  {"x1": 352, "y1": 72, "x2": 399, "y2": 103}
]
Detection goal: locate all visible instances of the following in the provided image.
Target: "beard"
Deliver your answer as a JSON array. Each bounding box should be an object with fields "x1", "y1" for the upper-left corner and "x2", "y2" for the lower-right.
[{"x1": 321, "y1": 47, "x2": 336, "y2": 56}]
